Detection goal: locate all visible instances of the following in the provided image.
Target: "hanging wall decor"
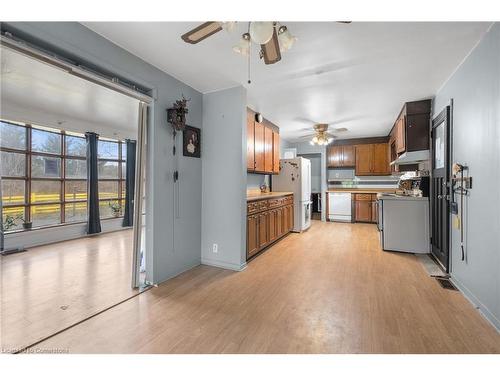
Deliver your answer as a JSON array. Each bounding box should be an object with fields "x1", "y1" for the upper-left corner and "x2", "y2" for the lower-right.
[
  {"x1": 167, "y1": 95, "x2": 190, "y2": 132},
  {"x1": 183, "y1": 125, "x2": 201, "y2": 158}
]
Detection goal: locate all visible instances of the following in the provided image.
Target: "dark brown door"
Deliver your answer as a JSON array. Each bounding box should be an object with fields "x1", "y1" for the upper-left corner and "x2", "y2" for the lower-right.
[
  {"x1": 342, "y1": 145, "x2": 356, "y2": 167},
  {"x1": 431, "y1": 106, "x2": 450, "y2": 271},
  {"x1": 246, "y1": 110, "x2": 255, "y2": 171},
  {"x1": 272, "y1": 132, "x2": 280, "y2": 174},
  {"x1": 247, "y1": 215, "x2": 259, "y2": 258},
  {"x1": 254, "y1": 122, "x2": 265, "y2": 172}
]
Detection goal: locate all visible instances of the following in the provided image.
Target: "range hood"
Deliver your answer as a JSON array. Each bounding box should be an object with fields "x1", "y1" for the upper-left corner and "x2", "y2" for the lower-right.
[{"x1": 390, "y1": 150, "x2": 430, "y2": 165}]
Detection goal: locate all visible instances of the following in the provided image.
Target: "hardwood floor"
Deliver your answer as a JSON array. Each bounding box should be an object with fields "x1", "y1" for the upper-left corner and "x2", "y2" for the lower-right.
[
  {"x1": 23, "y1": 221, "x2": 500, "y2": 353},
  {"x1": 1, "y1": 229, "x2": 139, "y2": 352}
]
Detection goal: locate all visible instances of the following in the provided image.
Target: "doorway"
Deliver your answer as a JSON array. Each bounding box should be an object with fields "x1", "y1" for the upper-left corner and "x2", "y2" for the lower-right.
[
  {"x1": 430, "y1": 106, "x2": 451, "y2": 272},
  {"x1": 0, "y1": 39, "x2": 151, "y2": 351},
  {"x1": 298, "y1": 153, "x2": 322, "y2": 220}
]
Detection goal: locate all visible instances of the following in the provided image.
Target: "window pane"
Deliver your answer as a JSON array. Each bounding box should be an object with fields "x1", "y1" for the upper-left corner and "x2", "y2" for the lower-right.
[
  {"x1": 65, "y1": 159, "x2": 87, "y2": 179},
  {"x1": 31, "y1": 180, "x2": 61, "y2": 203},
  {"x1": 98, "y1": 140, "x2": 118, "y2": 159},
  {"x1": 65, "y1": 202, "x2": 87, "y2": 223},
  {"x1": 121, "y1": 162, "x2": 126, "y2": 179},
  {"x1": 0, "y1": 121, "x2": 26, "y2": 150},
  {"x1": 98, "y1": 160, "x2": 118, "y2": 179},
  {"x1": 121, "y1": 181, "x2": 126, "y2": 198},
  {"x1": 1, "y1": 179, "x2": 25, "y2": 205},
  {"x1": 98, "y1": 181, "x2": 119, "y2": 199},
  {"x1": 31, "y1": 155, "x2": 61, "y2": 178},
  {"x1": 121, "y1": 143, "x2": 126, "y2": 160},
  {"x1": 1, "y1": 151, "x2": 26, "y2": 177},
  {"x1": 66, "y1": 136, "x2": 86, "y2": 157},
  {"x1": 32, "y1": 128, "x2": 61, "y2": 154},
  {"x1": 99, "y1": 200, "x2": 121, "y2": 219},
  {"x1": 65, "y1": 181, "x2": 87, "y2": 201},
  {"x1": 31, "y1": 204, "x2": 61, "y2": 227},
  {"x1": 2, "y1": 206, "x2": 25, "y2": 231}
]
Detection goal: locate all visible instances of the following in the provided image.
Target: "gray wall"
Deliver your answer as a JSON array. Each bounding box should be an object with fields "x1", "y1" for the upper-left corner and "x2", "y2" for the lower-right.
[
  {"x1": 289, "y1": 141, "x2": 327, "y2": 221},
  {"x1": 433, "y1": 23, "x2": 500, "y2": 330},
  {"x1": 2, "y1": 22, "x2": 203, "y2": 284},
  {"x1": 201, "y1": 86, "x2": 247, "y2": 271}
]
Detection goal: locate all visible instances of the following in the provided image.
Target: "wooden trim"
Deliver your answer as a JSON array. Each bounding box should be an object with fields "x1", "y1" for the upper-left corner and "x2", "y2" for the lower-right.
[{"x1": 332, "y1": 136, "x2": 390, "y2": 146}]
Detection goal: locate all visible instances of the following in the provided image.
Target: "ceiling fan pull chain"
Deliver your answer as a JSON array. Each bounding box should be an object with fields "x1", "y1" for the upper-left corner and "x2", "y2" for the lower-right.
[{"x1": 247, "y1": 22, "x2": 251, "y2": 84}]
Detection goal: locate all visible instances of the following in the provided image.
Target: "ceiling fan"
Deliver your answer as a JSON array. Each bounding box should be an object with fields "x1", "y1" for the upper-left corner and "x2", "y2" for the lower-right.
[
  {"x1": 181, "y1": 21, "x2": 351, "y2": 66},
  {"x1": 299, "y1": 123, "x2": 348, "y2": 145}
]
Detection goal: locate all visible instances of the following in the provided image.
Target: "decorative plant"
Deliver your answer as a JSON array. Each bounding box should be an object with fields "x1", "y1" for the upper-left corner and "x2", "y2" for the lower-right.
[
  {"x1": 109, "y1": 201, "x2": 122, "y2": 218},
  {"x1": 2, "y1": 214, "x2": 24, "y2": 231}
]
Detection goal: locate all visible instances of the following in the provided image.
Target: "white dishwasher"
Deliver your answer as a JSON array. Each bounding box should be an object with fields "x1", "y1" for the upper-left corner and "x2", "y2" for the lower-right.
[{"x1": 328, "y1": 192, "x2": 352, "y2": 222}]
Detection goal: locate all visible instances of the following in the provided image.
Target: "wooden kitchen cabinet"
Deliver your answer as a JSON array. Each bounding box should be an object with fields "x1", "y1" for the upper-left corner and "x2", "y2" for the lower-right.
[
  {"x1": 247, "y1": 215, "x2": 259, "y2": 258},
  {"x1": 327, "y1": 145, "x2": 355, "y2": 168},
  {"x1": 264, "y1": 125, "x2": 273, "y2": 173},
  {"x1": 246, "y1": 194, "x2": 294, "y2": 260},
  {"x1": 355, "y1": 143, "x2": 390, "y2": 176},
  {"x1": 342, "y1": 145, "x2": 356, "y2": 167},
  {"x1": 247, "y1": 108, "x2": 281, "y2": 174},
  {"x1": 272, "y1": 132, "x2": 280, "y2": 173},
  {"x1": 395, "y1": 117, "x2": 406, "y2": 154},
  {"x1": 354, "y1": 193, "x2": 378, "y2": 223},
  {"x1": 247, "y1": 110, "x2": 255, "y2": 170},
  {"x1": 354, "y1": 144, "x2": 373, "y2": 175},
  {"x1": 258, "y1": 212, "x2": 269, "y2": 249},
  {"x1": 254, "y1": 121, "x2": 265, "y2": 172}
]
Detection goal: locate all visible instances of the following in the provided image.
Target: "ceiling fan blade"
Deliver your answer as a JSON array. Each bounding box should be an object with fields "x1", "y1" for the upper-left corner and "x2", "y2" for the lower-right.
[
  {"x1": 181, "y1": 22, "x2": 222, "y2": 44},
  {"x1": 261, "y1": 27, "x2": 281, "y2": 65},
  {"x1": 336, "y1": 21, "x2": 352, "y2": 24},
  {"x1": 331, "y1": 127, "x2": 348, "y2": 133}
]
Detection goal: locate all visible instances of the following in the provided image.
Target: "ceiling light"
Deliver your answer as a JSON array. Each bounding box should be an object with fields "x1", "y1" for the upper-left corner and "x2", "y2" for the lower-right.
[
  {"x1": 277, "y1": 25, "x2": 297, "y2": 52},
  {"x1": 312, "y1": 136, "x2": 318, "y2": 143},
  {"x1": 221, "y1": 22, "x2": 237, "y2": 32},
  {"x1": 232, "y1": 33, "x2": 251, "y2": 56},
  {"x1": 249, "y1": 22, "x2": 274, "y2": 45}
]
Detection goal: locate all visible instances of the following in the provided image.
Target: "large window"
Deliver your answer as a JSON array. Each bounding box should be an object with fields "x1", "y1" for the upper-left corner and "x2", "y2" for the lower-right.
[{"x1": 1, "y1": 120, "x2": 126, "y2": 231}]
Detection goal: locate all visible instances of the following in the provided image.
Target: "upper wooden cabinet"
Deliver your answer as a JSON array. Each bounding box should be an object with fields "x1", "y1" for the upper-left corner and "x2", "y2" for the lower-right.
[
  {"x1": 327, "y1": 145, "x2": 355, "y2": 168},
  {"x1": 355, "y1": 143, "x2": 390, "y2": 176},
  {"x1": 272, "y1": 132, "x2": 280, "y2": 173},
  {"x1": 391, "y1": 99, "x2": 431, "y2": 155},
  {"x1": 246, "y1": 110, "x2": 255, "y2": 170},
  {"x1": 254, "y1": 121, "x2": 265, "y2": 172},
  {"x1": 247, "y1": 108, "x2": 280, "y2": 174}
]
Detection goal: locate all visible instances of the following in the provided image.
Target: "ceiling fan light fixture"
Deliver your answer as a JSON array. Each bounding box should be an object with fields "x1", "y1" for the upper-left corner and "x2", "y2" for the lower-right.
[
  {"x1": 221, "y1": 22, "x2": 237, "y2": 32},
  {"x1": 249, "y1": 22, "x2": 274, "y2": 45},
  {"x1": 232, "y1": 33, "x2": 251, "y2": 56},
  {"x1": 277, "y1": 25, "x2": 297, "y2": 52}
]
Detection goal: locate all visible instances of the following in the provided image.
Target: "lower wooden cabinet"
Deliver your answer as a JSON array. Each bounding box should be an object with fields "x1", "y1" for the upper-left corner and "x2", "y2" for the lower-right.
[
  {"x1": 246, "y1": 194, "x2": 294, "y2": 260},
  {"x1": 354, "y1": 193, "x2": 378, "y2": 223}
]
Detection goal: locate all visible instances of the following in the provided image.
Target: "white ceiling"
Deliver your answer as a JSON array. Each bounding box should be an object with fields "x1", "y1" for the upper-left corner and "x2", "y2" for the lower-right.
[
  {"x1": 0, "y1": 47, "x2": 140, "y2": 140},
  {"x1": 83, "y1": 22, "x2": 490, "y2": 142}
]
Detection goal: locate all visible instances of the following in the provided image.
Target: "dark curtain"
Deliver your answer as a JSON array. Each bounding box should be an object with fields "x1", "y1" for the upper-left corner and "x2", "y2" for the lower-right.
[
  {"x1": 85, "y1": 132, "x2": 101, "y2": 234},
  {"x1": 123, "y1": 139, "x2": 137, "y2": 227}
]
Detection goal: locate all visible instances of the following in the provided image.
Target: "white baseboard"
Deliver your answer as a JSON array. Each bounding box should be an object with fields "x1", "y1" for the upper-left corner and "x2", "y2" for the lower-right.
[
  {"x1": 201, "y1": 258, "x2": 247, "y2": 271},
  {"x1": 4, "y1": 218, "x2": 128, "y2": 250},
  {"x1": 451, "y1": 274, "x2": 500, "y2": 333}
]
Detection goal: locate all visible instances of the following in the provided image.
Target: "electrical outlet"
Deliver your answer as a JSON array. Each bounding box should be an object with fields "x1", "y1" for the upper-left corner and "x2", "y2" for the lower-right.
[{"x1": 212, "y1": 243, "x2": 218, "y2": 253}]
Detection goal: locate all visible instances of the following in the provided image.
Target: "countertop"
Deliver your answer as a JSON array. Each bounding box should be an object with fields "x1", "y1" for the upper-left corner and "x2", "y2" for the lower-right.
[
  {"x1": 376, "y1": 193, "x2": 429, "y2": 201},
  {"x1": 328, "y1": 188, "x2": 399, "y2": 194},
  {"x1": 247, "y1": 191, "x2": 294, "y2": 202}
]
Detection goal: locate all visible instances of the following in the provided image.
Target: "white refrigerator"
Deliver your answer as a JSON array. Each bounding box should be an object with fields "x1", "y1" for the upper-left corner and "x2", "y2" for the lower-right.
[{"x1": 272, "y1": 157, "x2": 312, "y2": 232}]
